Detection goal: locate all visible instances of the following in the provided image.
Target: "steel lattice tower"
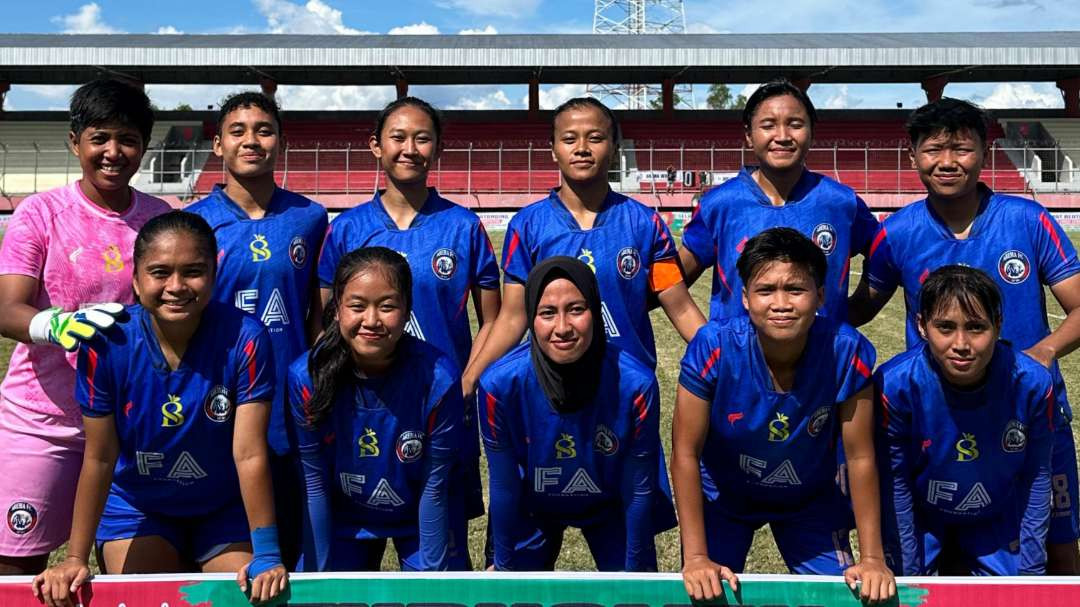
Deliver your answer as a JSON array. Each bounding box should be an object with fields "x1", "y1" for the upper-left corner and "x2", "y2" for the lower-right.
[{"x1": 587, "y1": 0, "x2": 695, "y2": 110}]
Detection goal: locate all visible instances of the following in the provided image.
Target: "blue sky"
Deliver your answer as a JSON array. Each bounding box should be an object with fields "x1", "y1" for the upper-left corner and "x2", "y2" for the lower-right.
[{"x1": 3, "y1": 0, "x2": 1077, "y2": 111}]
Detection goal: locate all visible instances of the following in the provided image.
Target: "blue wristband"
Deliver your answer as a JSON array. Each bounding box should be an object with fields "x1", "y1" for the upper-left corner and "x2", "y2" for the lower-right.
[{"x1": 248, "y1": 525, "x2": 282, "y2": 578}]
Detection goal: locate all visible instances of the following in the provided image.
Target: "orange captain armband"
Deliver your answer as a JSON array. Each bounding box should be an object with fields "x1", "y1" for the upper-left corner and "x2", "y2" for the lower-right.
[{"x1": 648, "y1": 257, "x2": 684, "y2": 293}]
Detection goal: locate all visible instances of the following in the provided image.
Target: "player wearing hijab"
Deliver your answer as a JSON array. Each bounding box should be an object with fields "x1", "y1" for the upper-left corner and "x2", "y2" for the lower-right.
[
  {"x1": 0, "y1": 80, "x2": 170, "y2": 575},
  {"x1": 849, "y1": 97, "x2": 1080, "y2": 573},
  {"x1": 187, "y1": 91, "x2": 327, "y2": 567},
  {"x1": 877, "y1": 266, "x2": 1056, "y2": 575},
  {"x1": 478, "y1": 257, "x2": 671, "y2": 571},
  {"x1": 31, "y1": 212, "x2": 286, "y2": 606},
  {"x1": 292, "y1": 247, "x2": 463, "y2": 571},
  {"x1": 673, "y1": 228, "x2": 893, "y2": 603},
  {"x1": 677, "y1": 78, "x2": 879, "y2": 324}
]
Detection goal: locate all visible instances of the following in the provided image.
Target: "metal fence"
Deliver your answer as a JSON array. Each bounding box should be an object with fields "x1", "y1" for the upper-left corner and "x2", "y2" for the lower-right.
[{"x1": 3, "y1": 142, "x2": 1080, "y2": 198}]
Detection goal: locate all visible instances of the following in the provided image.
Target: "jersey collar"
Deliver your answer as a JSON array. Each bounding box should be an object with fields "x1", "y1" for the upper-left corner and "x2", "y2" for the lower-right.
[
  {"x1": 370, "y1": 187, "x2": 443, "y2": 230},
  {"x1": 136, "y1": 303, "x2": 210, "y2": 373},
  {"x1": 922, "y1": 182, "x2": 994, "y2": 241},
  {"x1": 737, "y1": 166, "x2": 817, "y2": 208},
  {"x1": 546, "y1": 187, "x2": 617, "y2": 231},
  {"x1": 210, "y1": 184, "x2": 286, "y2": 221}
]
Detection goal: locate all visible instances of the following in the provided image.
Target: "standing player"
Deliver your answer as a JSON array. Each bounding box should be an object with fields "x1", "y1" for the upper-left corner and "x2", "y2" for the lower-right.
[
  {"x1": 479, "y1": 257, "x2": 671, "y2": 571},
  {"x1": 0, "y1": 80, "x2": 169, "y2": 575},
  {"x1": 31, "y1": 212, "x2": 287, "y2": 605},
  {"x1": 672, "y1": 228, "x2": 893, "y2": 602},
  {"x1": 877, "y1": 266, "x2": 1055, "y2": 575},
  {"x1": 849, "y1": 97, "x2": 1080, "y2": 573},
  {"x1": 677, "y1": 78, "x2": 879, "y2": 324},
  {"x1": 187, "y1": 91, "x2": 328, "y2": 567},
  {"x1": 291, "y1": 247, "x2": 463, "y2": 571}
]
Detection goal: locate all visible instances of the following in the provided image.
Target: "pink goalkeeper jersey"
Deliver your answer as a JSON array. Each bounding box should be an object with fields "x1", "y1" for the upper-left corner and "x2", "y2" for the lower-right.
[{"x1": 0, "y1": 182, "x2": 170, "y2": 418}]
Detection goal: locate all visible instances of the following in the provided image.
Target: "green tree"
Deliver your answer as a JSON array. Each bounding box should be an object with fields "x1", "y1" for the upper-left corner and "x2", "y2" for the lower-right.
[
  {"x1": 707, "y1": 83, "x2": 747, "y2": 110},
  {"x1": 173, "y1": 103, "x2": 194, "y2": 112},
  {"x1": 649, "y1": 92, "x2": 683, "y2": 110}
]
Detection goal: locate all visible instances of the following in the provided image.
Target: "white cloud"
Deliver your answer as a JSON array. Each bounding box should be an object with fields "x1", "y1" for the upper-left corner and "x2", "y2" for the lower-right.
[
  {"x1": 971, "y1": 83, "x2": 1062, "y2": 109},
  {"x1": 51, "y1": 3, "x2": 123, "y2": 34},
  {"x1": 459, "y1": 25, "x2": 498, "y2": 35},
  {"x1": 447, "y1": 89, "x2": 513, "y2": 110},
  {"x1": 254, "y1": 0, "x2": 368, "y2": 35},
  {"x1": 818, "y1": 84, "x2": 864, "y2": 109},
  {"x1": 532, "y1": 84, "x2": 588, "y2": 110},
  {"x1": 436, "y1": 0, "x2": 540, "y2": 17},
  {"x1": 388, "y1": 22, "x2": 440, "y2": 35},
  {"x1": 275, "y1": 85, "x2": 396, "y2": 110},
  {"x1": 155, "y1": 26, "x2": 183, "y2": 34},
  {"x1": 686, "y1": 22, "x2": 724, "y2": 34}
]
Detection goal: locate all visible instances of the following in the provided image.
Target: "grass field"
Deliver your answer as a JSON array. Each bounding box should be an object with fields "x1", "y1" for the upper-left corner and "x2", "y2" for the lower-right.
[{"x1": 1, "y1": 227, "x2": 1077, "y2": 574}]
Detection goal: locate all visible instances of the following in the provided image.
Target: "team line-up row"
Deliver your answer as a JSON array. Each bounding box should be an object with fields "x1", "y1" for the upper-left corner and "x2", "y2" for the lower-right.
[{"x1": 3, "y1": 78, "x2": 1076, "y2": 607}]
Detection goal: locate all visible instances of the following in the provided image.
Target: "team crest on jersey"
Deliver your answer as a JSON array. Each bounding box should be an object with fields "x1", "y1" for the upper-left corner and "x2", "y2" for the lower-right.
[
  {"x1": 616, "y1": 247, "x2": 641, "y2": 280},
  {"x1": 998, "y1": 250, "x2": 1030, "y2": 284},
  {"x1": 6, "y1": 502, "x2": 37, "y2": 535},
  {"x1": 807, "y1": 406, "x2": 830, "y2": 437},
  {"x1": 395, "y1": 430, "x2": 425, "y2": 463},
  {"x1": 812, "y1": 223, "x2": 837, "y2": 255},
  {"x1": 594, "y1": 424, "x2": 619, "y2": 456},
  {"x1": 289, "y1": 236, "x2": 308, "y2": 269},
  {"x1": 431, "y1": 248, "x2": 458, "y2": 280},
  {"x1": 203, "y1": 385, "x2": 233, "y2": 423},
  {"x1": 1002, "y1": 420, "x2": 1027, "y2": 453}
]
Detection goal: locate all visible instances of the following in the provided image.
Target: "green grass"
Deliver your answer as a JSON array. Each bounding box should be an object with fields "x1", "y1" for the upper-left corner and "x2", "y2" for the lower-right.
[{"x1": 2, "y1": 229, "x2": 1077, "y2": 574}]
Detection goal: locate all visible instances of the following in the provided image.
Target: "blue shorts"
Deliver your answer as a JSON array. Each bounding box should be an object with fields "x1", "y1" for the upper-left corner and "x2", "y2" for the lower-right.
[
  {"x1": 323, "y1": 531, "x2": 468, "y2": 571},
  {"x1": 498, "y1": 513, "x2": 658, "y2": 572},
  {"x1": 1049, "y1": 418, "x2": 1080, "y2": 544},
  {"x1": 703, "y1": 489, "x2": 855, "y2": 575},
  {"x1": 96, "y1": 491, "x2": 249, "y2": 564},
  {"x1": 917, "y1": 513, "x2": 1026, "y2": 575}
]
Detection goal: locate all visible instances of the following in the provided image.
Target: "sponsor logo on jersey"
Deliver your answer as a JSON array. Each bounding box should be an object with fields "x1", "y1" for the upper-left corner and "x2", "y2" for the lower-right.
[
  {"x1": 767, "y1": 412, "x2": 791, "y2": 442},
  {"x1": 395, "y1": 430, "x2": 425, "y2": 463},
  {"x1": 431, "y1": 248, "x2": 458, "y2": 280},
  {"x1": 204, "y1": 385, "x2": 233, "y2": 423},
  {"x1": 998, "y1": 250, "x2": 1030, "y2": 284},
  {"x1": 812, "y1": 223, "x2": 837, "y2": 255},
  {"x1": 250, "y1": 234, "x2": 272, "y2": 262},
  {"x1": 534, "y1": 467, "x2": 602, "y2": 494},
  {"x1": 555, "y1": 433, "x2": 577, "y2": 459},
  {"x1": 102, "y1": 244, "x2": 125, "y2": 273},
  {"x1": 7, "y1": 502, "x2": 37, "y2": 535},
  {"x1": 578, "y1": 248, "x2": 597, "y2": 273},
  {"x1": 727, "y1": 412, "x2": 744, "y2": 426},
  {"x1": 358, "y1": 427, "x2": 380, "y2": 457},
  {"x1": 289, "y1": 236, "x2": 308, "y2": 269},
  {"x1": 161, "y1": 394, "x2": 185, "y2": 428},
  {"x1": 594, "y1": 424, "x2": 619, "y2": 456},
  {"x1": 807, "y1": 406, "x2": 830, "y2": 437},
  {"x1": 68, "y1": 246, "x2": 84, "y2": 264},
  {"x1": 1002, "y1": 420, "x2": 1027, "y2": 453},
  {"x1": 616, "y1": 247, "x2": 641, "y2": 280},
  {"x1": 404, "y1": 311, "x2": 425, "y2": 340},
  {"x1": 955, "y1": 432, "x2": 979, "y2": 462},
  {"x1": 599, "y1": 301, "x2": 620, "y2": 338}
]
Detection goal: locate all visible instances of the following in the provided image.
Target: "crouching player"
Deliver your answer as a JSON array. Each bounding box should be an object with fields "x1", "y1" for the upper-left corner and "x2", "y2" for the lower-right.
[
  {"x1": 31, "y1": 212, "x2": 287, "y2": 606},
  {"x1": 290, "y1": 247, "x2": 463, "y2": 571},
  {"x1": 672, "y1": 228, "x2": 893, "y2": 602},
  {"x1": 479, "y1": 257, "x2": 673, "y2": 571},
  {"x1": 877, "y1": 266, "x2": 1056, "y2": 575}
]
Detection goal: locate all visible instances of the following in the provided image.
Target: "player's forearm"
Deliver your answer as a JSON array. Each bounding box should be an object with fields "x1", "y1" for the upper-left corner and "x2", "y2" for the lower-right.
[
  {"x1": 235, "y1": 448, "x2": 276, "y2": 529},
  {"x1": 846, "y1": 278, "x2": 889, "y2": 328},
  {"x1": 659, "y1": 284, "x2": 707, "y2": 343},
  {"x1": 846, "y1": 454, "x2": 886, "y2": 562},
  {"x1": 677, "y1": 247, "x2": 706, "y2": 288},
  {"x1": 1032, "y1": 307, "x2": 1080, "y2": 362},
  {"x1": 462, "y1": 308, "x2": 526, "y2": 394},
  {"x1": 670, "y1": 451, "x2": 710, "y2": 559},
  {"x1": 0, "y1": 301, "x2": 40, "y2": 343},
  {"x1": 66, "y1": 454, "x2": 115, "y2": 563}
]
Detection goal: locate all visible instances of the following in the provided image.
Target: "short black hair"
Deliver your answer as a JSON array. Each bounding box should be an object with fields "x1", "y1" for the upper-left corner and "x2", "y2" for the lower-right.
[
  {"x1": 906, "y1": 97, "x2": 989, "y2": 148},
  {"x1": 550, "y1": 96, "x2": 621, "y2": 147},
  {"x1": 69, "y1": 79, "x2": 154, "y2": 147},
  {"x1": 918, "y1": 265, "x2": 1002, "y2": 327},
  {"x1": 133, "y1": 211, "x2": 217, "y2": 272},
  {"x1": 372, "y1": 96, "x2": 443, "y2": 143},
  {"x1": 217, "y1": 91, "x2": 283, "y2": 134},
  {"x1": 736, "y1": 227, "x2": 827, "y2": 288},
  {"x1": 741, "y1": 78, "x2": 817, "y2": 130}
]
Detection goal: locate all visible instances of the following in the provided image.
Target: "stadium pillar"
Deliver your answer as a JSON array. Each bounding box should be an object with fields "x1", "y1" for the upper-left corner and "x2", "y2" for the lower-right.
[
  {"x1": 528, "y1": 77, "x2": 540, "y2": 121},
  {"x1": 921, "y1": 75, "x2": 948, "y2": 102},
  {"x1": 792, "y1": 78, "x2": 812, "y2": 92},
  {"x1": 662, "y1": 78, "x2": 675, "y2": 117},
  {"x1": 0, "y1": 82, "x2": 8, "y2": 112},
  {"x1": 1057, "y1": 77, "x2": 1080, "y2": 117},
  {"x1": 396, "y1": 78, "x2": 409, "y2": 99},
  {"x1": 259, "y1": 77, "x2": 278, "y2": 99}
]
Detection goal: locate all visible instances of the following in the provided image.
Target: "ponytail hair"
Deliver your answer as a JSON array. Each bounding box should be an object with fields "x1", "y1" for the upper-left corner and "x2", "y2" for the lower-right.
[{"x1": 303, "y1": 247, "x2": 412, "y2": 426}]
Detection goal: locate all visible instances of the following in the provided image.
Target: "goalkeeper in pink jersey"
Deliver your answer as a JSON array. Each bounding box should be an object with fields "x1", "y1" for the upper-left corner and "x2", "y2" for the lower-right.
[{"x1": 0, "y1": 79, "x2": 169, "y2": 574}]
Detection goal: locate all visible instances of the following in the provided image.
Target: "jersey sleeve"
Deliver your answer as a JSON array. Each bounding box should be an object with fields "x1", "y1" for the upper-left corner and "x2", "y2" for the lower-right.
[
  {"x1": 1019, "y1": 376, "x2": 1055, "y2": 574},
  {"x1": 864, "y1": 224, "x2": 901, "y2": 294},
  {"x1": 234, "y1": 322, "x2": 275, "y2": 405},
  {"x1": 836, "y1": 331, "x2": 876, "y2": 404},
  {"x1": 678, "y1": 328, "x2": 720, "y2": 402},
  {"x1": 419, "y1": 369, "x2": 458, "y2": 571},
  {"x1": 287, "y1": 363, "x2": 333, "y2": 572},
  {"x1": 477, "y1": 382, "x2": 528, "y2": 570},
  {"x1": 630, "y1": 379, "x2": 661, "y2": 459},
  {"x1": 471, "y1": 221, "x2": 501, "y2": 290},
  {"x1": 425, "y1": 365, "x2": 463, "y2": 464},
  {"x1": 316, "y1": 219, "x2": 345, "y2": 289},
  {"x1": 680, "y1": 201, "x2": 716, "y2": 268},
  {"x1": 0, "y1": 197, "x2": 48, "y2": 278},
  {"x1": 875, "y1": 372, "x2": 921, "y2": 575},
  {"x1": 1030, "y1": 208, "x2": 1080, "y2": 287},
  {"x1": 850, "y1": 195, "x2": 880, "y2": 257},
  {"x1": 75, "y1": 341, "x2": 116, "y2": 418},
  {"x1": 647, "y1": 212, "x2": 682, "y2": 293},
  {"x1": 501, "y1": 215, "x2": 532, "y2": 285}
]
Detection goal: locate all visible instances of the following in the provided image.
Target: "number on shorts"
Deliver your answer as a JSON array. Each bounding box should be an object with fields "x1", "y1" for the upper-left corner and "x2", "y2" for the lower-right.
[{"x1": 1053, "y1": 474, "x2": 1072, "y2": 511}]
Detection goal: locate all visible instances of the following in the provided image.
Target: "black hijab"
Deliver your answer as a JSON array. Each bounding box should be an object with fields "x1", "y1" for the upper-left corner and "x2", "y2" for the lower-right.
[{"x1": 524, "y1": 256, "x2": 607, "y2": 413}]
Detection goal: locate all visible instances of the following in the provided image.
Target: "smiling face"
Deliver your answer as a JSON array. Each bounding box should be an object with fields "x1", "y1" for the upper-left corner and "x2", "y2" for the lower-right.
[
  {"x1": 370, "y1": 104, "x2": 440, "y2": 186},
  {"x1": 744, "y1": 94, "x2": 812, "y2": 173},
  {"x1": 214, "y1": 105, "x2": 281, "y2": 180},
  {"x1": 910, "y1": 128, "x2": 986, "y2": 203},
  {"x1": 742, "y1": 260, "x2": 822, "y2": 345},
  {"x1": 133, "y1": 231, "x2": 214, "y2": 328},
  {"x1": 551, "y1": 104, "x2": 616, "y2": 186},
  {"x1": 336, "y1": 268, "x2": 408, "y2": 369},
  {"x1": 69, "y1": 123, "x2": 145, "y2": 194},
  {"x1": 919, "y1": 297, "x2": 999, "y2": 387},
  {"x1": 533, "y1": 277, "x2": 594, "y2": 365}
]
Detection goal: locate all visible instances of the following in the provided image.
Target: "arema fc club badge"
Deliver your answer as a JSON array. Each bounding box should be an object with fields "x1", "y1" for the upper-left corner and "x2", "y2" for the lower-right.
[
  {"x1": 616, "y1": 247, "x2": 641, "y2": 280},
  {"x1": 807, "y1": 406, "x2": 831, "y2": 437},
  {"x1": 431, "y1": 248, "x2": 457, "y2": 280},
  {"x1": 396, "y1": 430, "x2": 425, "y2": 463},
  {"x1": 7, "y1": 502, "x2": 37, "y2": 535},
  {"x1": 812, "y1": 223, "x2": 837, "y2": 255},
  {"x1": 204, "y1": 385, "x2": 234, "y2": 423},
  {"x1": 594, "y1": 424, "x2": 619, "y2": 456},
  {"x1": 1002, "y1": 420, "x2": 1027, "y2": 453},
  {"x1": 998, "y1": 250, "x2": 1031, "y2": 284},
  {"x1": 289, "y1": 236, "x2": 308, "y2": 269}
]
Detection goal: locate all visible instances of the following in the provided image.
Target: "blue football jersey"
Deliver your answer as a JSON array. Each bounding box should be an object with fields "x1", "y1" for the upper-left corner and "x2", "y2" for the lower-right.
[
  {"x1": 317, "y1": 189, "x2": 499, "y2": 373},
  {"x1": 288, "y1": 335, "x2": 462, "y2": 540},
  {"x1": 875, "y1": 342, "x2": 1055, "y2": 574},
  {"x1": 678, "y1": 315, "x2": 875, "y2": 508},
  {"x1": 681, "y1": 167, "x2": 879, "y2": 324},
  {"x1": 187, "y1": 185, "x2": 328, "y2": 455},
  {"x1": 502, "y1": 189, "x2": 681, "y2": 368},
  {"x1": 75, "y1": 302, "x2": 274, "y2": 517}
]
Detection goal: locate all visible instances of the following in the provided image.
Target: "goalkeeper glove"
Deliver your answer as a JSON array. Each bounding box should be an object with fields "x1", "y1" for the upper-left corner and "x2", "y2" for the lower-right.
[{"x1": 29, "y1": 303, "x2": 125, "y2": 351}]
